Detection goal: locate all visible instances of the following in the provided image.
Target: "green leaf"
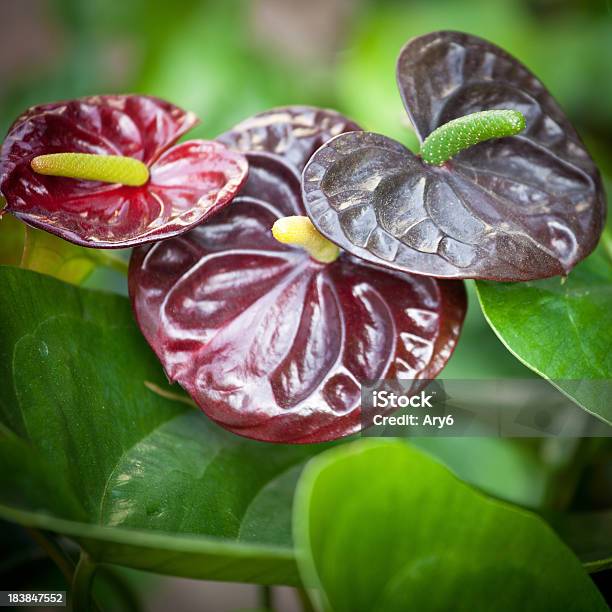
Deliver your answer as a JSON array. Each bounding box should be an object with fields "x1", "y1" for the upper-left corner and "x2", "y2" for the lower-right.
[
  {"x1": 443, "y1": 282, "x2": 535, "y2": 379},
  {"x1": 0, "y1": 266, "x2": 327, "y2": 585},
  {"x1": 475, "y1": 250, "x2": 612, "y2": 425},
  {"x1": 293, "y1": 440, "x2": 607, "y2": 612},
  {"x1": 20, "y1": 226, "x2": 129, "y2": 286},
  {"x1": 411, "y1": 437, "x2": 547, "y2": 508}
]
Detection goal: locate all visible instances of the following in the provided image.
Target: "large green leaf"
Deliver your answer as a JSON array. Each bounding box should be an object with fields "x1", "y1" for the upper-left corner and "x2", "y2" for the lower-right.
[
  {"x1": 337, "y1": 0, "x2": 612, "y2": 156},
  {"x1": 293, "y1": 440, "x2": 607, "y2": 612},
  {"x1": 475, "y1": 250, "x2": 612, "y2": 425},
  {"x1": 411, "y1": 437, "x2": 547, "y2": 508},
  {"x1": 0, "y1": 266, "x2": 328, "y2": 585},
  {"x1": 443, "y1": 282, "x2": 535, "y2": 380}
]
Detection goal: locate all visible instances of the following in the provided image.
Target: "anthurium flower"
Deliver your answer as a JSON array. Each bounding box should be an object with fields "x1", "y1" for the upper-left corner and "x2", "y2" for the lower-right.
[
  {"x1": 302, "y1": 31, "x2": 606, "y2": 281},
  {"x1": 129, "y1": 107, "x2": 466, "y2": 444},
  {"x1": 0, "y1": 95, "x2": 248, "y2": 248}
]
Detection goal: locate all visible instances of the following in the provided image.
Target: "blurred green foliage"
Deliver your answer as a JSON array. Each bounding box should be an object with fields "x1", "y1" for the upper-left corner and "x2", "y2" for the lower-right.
[
  {"x1": 339, "y1": 0, "x2": 612, "y2": 155},
  {"x1": 2, "y1": 0, "x2": 611, "y2": 159}
]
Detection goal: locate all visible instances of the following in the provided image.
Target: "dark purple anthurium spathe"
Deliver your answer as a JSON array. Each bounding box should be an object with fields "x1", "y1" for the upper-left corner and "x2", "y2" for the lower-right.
[
  {"x1": 302, "y1": 31, "x2": 606, "y2": 281},
  {"x1": 0, "y1": 95, "x2": 248, "y2": 248},
  {"x1": 129, "y1": 107, "x2": 467, "y2": 444}
]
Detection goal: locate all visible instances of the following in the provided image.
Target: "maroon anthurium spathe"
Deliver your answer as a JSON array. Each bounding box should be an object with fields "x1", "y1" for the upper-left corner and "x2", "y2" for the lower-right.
[
  {"x1": 0, "y1": 95, "x2": 248, "y2": 248},
  {"x1": 129, "y1": 107, "x2": 466, "y2": 444}
]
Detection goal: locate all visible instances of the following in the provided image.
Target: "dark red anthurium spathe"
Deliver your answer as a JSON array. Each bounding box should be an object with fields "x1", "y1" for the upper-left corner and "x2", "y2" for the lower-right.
[
  {"x1": 129, "y1": 107, "x2": 466, "y2": 444},
  {"x1": 0, "y1": 95, "x2": 248, "y2": 248},
  {"x1": 302, "y1": 31, "x2": 606, "y2": 281}
]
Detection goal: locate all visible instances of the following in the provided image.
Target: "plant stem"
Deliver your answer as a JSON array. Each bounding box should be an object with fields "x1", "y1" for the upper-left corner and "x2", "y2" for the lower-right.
[
  {"x1": 259, "y1": 585, "x2": 273, "y2": 610},
  {"x1": 19, "y1": 226, "x2": 33, "y2": 269},
  {"x1": 24, "y1": 528, "x2": 74, "y2": 583},
  {"x1": 144, "y1": 381, "x2": 198, "y2": 408},
  {"x1": 98, "y1": 567, "x2": 142, "y2": 612},
  {"x1": 296, "y1": 587, "x2": 316, "y2": 612},
  {"x1": 542, "y1": 437, "x2": 605, "y2": 511},
  {"x1": 25, "y1": 529, "x2": 101, "y2": 611},
  {"x1": 89, "y1": 250, "x2": 129, "y2": 275},
  {"x1": 600, "y1": 225, "x2": 612, "y2": 264},
  {"x1": 70, "y1": 552, "x2": 97, "y2": 612}
]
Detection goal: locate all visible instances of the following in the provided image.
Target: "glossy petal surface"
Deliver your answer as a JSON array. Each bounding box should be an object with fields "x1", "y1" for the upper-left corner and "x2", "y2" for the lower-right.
[
  {"x1": 130, "y1": 107, "x2": 466, "y2": 443},
  {"x1": 303, "y1": 32, "x2": 606, "y2": 281},
  {"x1": 217, "y1": 106, "x2": 361, "y2": 173},
  {"x1": 0, "y1": 95, "x2": 248, "y2": 248}
]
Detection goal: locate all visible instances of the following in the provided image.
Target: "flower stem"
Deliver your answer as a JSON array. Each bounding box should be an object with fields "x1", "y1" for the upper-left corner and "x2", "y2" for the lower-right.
[
  {"x1": 144, "y1": 381, "x2": 198, "y2": 408},
  {"x1": 88, "y1": 250, "x2": 130, "y2": 275},
  {"x1": 26, "y1": 530, "x2": 130, "y2": 612},
  {"x1": 25, "y1": 528, "x2": 74, "y2": 583},
  {"x1": 259, "y1": 585, "x2": 274, "y2": 610},
  {"x1": 542, "y1": 437, "x2": 605, "y2": 511},
  {"x1": 296, "y1": 587, "x2": 316, "y2": 612},
  {"x1": 70, "y1": 551, "x2": 97, "y2": 612},
  {"x1": 97, "y1": 567, "x2": 143, "y2": 612},
  {"x1": 600, "y1": 225, "x2": 612, "y2": 264},
  {"x1": 420, "y1": 110, "x2": 526, "y2": 165}
]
